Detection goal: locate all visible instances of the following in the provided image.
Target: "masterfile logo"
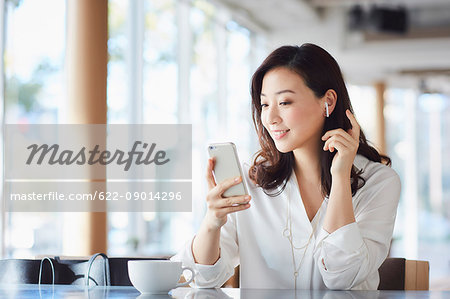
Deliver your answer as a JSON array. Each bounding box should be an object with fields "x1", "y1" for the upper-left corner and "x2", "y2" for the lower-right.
[
  {"x1": 5, "y1": 124, "x2": 191, "y2": 180},
  {"x1": 26, "y1": 141, "x2": 170, "y2": 171}
]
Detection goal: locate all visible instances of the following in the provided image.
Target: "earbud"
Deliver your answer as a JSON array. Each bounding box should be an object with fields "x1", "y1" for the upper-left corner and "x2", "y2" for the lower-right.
[{"x1": 325, "y1": 102, "x2": 329, "y2": 118}]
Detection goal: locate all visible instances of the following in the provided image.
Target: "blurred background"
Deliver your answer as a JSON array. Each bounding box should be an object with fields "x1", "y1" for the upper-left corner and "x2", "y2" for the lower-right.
[{"x1": 1, "y1": 0, "x2": 450, "y2": 290}]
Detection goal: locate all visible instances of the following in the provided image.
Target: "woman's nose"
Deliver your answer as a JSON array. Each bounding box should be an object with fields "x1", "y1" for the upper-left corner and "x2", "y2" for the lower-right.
[{"x1": 266, "y1": 105, "x2": 281, "y2": 125}]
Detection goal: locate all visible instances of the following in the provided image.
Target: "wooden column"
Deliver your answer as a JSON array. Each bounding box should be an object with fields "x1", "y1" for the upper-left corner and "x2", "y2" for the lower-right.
[
  {"x1": 374, "y1": 82, "x2": 387, "y2": 155},
  {"x1": 64, "y1": 0, "x2": 108, "y2": 255}
]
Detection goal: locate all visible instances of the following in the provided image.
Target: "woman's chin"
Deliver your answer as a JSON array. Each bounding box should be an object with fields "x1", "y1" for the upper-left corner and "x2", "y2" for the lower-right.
[{"x1": 274, "y1": 144, "x2": 293, "y2": 154}]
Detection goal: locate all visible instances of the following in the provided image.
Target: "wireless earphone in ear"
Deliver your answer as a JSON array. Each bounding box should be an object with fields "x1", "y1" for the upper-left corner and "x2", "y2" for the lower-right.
[{"x1": 325, "y1": 102, "x2": 329, "y2": 118}]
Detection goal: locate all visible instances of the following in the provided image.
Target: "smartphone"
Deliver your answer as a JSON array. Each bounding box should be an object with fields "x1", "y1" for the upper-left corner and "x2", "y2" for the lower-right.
[{"x1": 208, "y1": 142, "x2": 248, "y2": 198}]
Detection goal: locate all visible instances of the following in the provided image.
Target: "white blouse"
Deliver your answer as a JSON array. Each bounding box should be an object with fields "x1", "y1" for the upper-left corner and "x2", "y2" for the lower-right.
[{"x1": 171, "y1": 155, "x2": 401, "y2": 290}]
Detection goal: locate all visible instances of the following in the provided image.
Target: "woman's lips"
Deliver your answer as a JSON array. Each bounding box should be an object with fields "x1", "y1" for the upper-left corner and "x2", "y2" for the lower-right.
[{"x1": 272, "y1": 129, "x2": 290, "y2": 140}]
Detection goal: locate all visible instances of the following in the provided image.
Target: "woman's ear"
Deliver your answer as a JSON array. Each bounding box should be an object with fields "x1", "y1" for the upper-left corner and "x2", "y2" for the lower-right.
[{"x1": 324, "y1": 89, "x2": 337, "y2": 116}]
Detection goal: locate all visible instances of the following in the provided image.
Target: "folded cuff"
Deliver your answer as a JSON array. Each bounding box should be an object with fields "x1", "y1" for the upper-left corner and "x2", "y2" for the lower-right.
[
  {"x1": 170, "y1": 235, "x2": 227, "y2": 284},
  {"x1": 324, "y1": 222, "x2": 364, "y2": 254}
]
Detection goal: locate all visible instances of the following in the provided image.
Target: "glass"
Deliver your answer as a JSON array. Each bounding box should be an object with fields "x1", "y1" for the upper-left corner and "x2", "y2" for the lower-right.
[
  {"x1": 226, "y1": 21, "x2": 253, "y2": 163},
  {"x1": 106, "y1": 0, "x2": 262, "y2": 256},
  {"x1": 108, "y1": 0, "x2": 181, "y2": 256},
  {"x1": 142, "y1": 0, "x2": 178, "y2": 124},
  {"x1": 107, "y1": 0, "x2": 129, "y2": 124},
  {"x1": 2, "y1": 0, "x2": 66, "y2": 257},
  {"x1": 348, "y1": 85, "x2": 377, "y2": 142},
  {"x1": 386, "y1": 87, "x2": 450, "y2": 281},
  {"x1": 189, "y1": 0, "x2": 219, "y2": 232}
]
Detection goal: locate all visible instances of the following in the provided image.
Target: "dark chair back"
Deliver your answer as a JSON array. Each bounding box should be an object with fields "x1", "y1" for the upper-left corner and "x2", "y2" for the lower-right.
[
  {"x1": 378, "y1": 258, "x2": 406, "y2": 290},
  {"x1": 378, "y1": 258, "x2": 429, "y2": 290}
]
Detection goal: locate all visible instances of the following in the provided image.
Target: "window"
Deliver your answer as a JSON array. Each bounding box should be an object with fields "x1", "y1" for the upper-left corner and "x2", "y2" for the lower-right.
[
  {"x1": 348, "y1": 85, "x2": 377, "y2": 142},
  {"x1": 2, "y1": 0, "x2": 66, "y2": 257},
  {"x1": 107, "y1": 0, "x2": 266, "y2": 256},
  {"x1": 385, "y1": 87, "x2": 450, "y2": 281}
]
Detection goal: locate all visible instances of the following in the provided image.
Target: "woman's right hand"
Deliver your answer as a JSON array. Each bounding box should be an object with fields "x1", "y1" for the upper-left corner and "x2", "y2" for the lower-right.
[{"x1": 204, "y1": 158, "x2": 251, "y2": 230}]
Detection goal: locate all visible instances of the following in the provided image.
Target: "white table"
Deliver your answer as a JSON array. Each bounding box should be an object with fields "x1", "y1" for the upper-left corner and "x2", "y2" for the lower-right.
[{"x1": 0, "y1": 284, "x2": 446, "y2": 298}]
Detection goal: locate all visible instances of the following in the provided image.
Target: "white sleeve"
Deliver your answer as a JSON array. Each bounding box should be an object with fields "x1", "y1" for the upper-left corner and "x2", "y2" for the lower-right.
[
  {"x1": 170, "y1": 212, "x2": 239, "y2": 288},
  {"x1": 314, "y1": 172, "x2": 401, "y2": 290}
]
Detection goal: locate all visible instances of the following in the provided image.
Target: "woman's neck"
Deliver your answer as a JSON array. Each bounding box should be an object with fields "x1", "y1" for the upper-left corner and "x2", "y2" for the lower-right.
[{"x1": 292, "y1": 143, "x2": 322, "y2": 184}]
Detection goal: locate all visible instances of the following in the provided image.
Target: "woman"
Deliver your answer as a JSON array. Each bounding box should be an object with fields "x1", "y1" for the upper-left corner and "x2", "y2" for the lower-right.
[{"x1": 172, "y1": 43, "x2": 401, "y2": 290}]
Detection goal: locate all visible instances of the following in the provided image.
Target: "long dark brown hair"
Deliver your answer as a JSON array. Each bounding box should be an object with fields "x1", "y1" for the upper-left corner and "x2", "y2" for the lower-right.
[{"x1": 249, "y1": 43, "x2": 390, "y2": 197}]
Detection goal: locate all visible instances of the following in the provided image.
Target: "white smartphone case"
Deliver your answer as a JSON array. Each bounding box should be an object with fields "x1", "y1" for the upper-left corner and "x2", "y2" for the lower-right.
[{"x1": 208, "y1": 142, "x2": 248, "y2": 197}]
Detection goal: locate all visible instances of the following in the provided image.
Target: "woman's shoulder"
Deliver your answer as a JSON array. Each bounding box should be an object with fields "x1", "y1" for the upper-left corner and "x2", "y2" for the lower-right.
[{"x1": 354, "y1": 154, "x2": 401, "y2": 190}]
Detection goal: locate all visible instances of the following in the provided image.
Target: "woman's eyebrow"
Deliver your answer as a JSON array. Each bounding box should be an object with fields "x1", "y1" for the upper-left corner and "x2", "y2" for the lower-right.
[{"x1": 260, "y1": 89, "x2": 296, "y2": 97}]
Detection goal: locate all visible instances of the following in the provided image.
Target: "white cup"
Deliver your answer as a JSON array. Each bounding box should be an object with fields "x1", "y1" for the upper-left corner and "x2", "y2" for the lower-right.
[{"x1": 128, "y1": 260, "x2": 195, "y2": 294}]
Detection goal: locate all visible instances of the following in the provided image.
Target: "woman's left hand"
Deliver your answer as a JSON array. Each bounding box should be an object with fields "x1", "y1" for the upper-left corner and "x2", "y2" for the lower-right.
[{"x1": 321, "y1": 109, "x2": 360, "y2": 177}]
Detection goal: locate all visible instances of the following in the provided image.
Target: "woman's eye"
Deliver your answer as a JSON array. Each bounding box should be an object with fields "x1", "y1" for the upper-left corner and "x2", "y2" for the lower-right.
[
  {"x1": 280, "y1": 101, "x2": 290, "y2": 106},
  {"x1": 261, "y1": 103, "x2": 268, "y2": 108}
]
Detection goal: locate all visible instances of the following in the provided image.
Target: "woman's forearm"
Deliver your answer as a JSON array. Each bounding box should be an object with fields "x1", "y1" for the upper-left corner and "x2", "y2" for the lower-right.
[
  {"x1": 322, "y1": 174, "x2": 355, "y2": 233},
  {"x1": 192, "y1": 218, "x2": 222, "y2": 265}
]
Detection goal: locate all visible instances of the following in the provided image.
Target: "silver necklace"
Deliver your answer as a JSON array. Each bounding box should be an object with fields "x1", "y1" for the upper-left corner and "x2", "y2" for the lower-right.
[{"x1": 282, "y1": 183, "x2": 323, "y2": 289}]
